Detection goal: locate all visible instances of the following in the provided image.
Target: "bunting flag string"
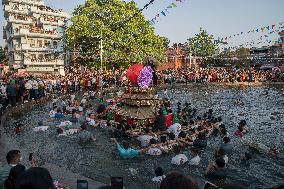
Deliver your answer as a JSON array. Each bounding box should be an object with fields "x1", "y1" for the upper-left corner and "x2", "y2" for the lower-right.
[
  {"x1": 148, "y1": 0, "x2": 187, "y2": 25},
  {"x1": 219, "y1": 21, "x2": 284, "y2": 42},
  {"x1": 214, "y1": 21, "x2": 284, "y2": 50}
]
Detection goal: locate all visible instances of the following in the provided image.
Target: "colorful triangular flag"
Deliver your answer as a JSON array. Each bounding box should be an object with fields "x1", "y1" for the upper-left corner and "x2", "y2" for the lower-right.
[
  {"x1": 272, "y1": 24, "x2": 275, "y2": 29},
  {"x1": 171, "y1": 3, "x2": 177, "y2": 7}
]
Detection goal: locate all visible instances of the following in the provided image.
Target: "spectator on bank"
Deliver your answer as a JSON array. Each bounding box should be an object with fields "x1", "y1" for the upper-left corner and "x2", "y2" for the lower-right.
[
  {"x1": 4, "y1": 164, "x2": 26, "y2": 189},
  {"x1": 160, "y1": 171, "x2": 199, "y2": 189},
  {"x1": 0, "y1": 150, "x2": 23, "y2": 188},
  {"x1": 15, "y1": 167, "x2": 54, "y2": 189},
  {"x1": 6, "y1": 80, "x2": 17, "y2": 107}
]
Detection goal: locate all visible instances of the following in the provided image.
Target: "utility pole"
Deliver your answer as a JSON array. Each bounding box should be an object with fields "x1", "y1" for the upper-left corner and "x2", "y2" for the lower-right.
[{"x1": 100, "y1": 30, "x2": 103, "y2": 70}]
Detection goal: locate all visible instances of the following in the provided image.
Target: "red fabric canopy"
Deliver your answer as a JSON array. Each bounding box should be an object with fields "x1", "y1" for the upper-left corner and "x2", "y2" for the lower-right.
[{"x1": 126, "y1": 64, "x2": 143, "y2": 85}]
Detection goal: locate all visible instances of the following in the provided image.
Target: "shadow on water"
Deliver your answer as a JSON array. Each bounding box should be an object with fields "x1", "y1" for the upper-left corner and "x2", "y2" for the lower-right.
[{"x1": 4, "y1": 84, "x2": 284, "y2": 189}]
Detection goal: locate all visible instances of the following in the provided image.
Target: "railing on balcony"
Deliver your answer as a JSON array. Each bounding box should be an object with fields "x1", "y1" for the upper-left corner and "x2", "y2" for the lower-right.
[
  {"x1": 24, "y1": 59, "x2": 64, "y2": 66},
  {"x1": 39, "y1": 18, "x2": 65, "y2": 27},
  {"x1": 13, "y1": 28, "x2": 61, "y2": 39},
  {"x1": 4, "y1": 5, "x2": 30, "y2": 15},
  {"x1": 30, "y1": 6, "x2": 69, "y2": 18},
  {"x1": 18, "y1": 44, "x2": 63, "y2": 52},
  {"x1": 7, "y1": 15, "x2": 33, "y2": 25},
  {"x1": 3, "y1": 0, "x2": 44, "y2": 6}
]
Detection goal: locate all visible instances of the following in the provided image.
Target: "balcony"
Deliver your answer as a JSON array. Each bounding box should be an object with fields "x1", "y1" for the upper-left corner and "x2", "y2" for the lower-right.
[
  {"x1": 39, "y1": 18, "x2": 65, "y2": 27},
  {"x1": 24, "y1": 59, "x2": 64, "y2": 66},
  {"x1": 16, "y1": 44, "x2": 64, "y2": 52},
  {"x1": 30, "y1": 6, "x2": 69, "y2": 18},
  {"x1": 13, "y1": 28, "x2": 62, "y2": 39},
  {"x1": 3, "y1": 0, "x2": 44, "y2": 6},
  {"x1": 4, "y1": 5, "x2": 30, "y2": 15},
  {"x1": 7, "y1": 15, "x2": 33, "y2": 25}
]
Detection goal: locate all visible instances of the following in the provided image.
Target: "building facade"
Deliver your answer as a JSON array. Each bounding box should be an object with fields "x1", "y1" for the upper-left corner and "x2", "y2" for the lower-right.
[{"x1": 2, "y1": 0, "x2": 69, "y2": 74}]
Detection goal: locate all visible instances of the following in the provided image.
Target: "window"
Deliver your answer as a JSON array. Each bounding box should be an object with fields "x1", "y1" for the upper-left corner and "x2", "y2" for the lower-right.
[
  {"x1": 28, "y1": 39, "x2": 36, "y2": 47},
  {"x1": 53, "y1": 41, "x2": 58, "y2": 49},
  {"x1": 44, "y1": 40, "x2": 51, "y2": 47},
  {"x1": 37, "y1": 40, "x2": 42, "y2": 48},
  {"x1": 31, "y1": 54, "x2": 36, "y2": 62},
  {"x1": 38, "y1": 54, "x2": 44, "y2": 61},
  {"x1": 12, "y1": 4, "x2": 19, "y2": 10}
]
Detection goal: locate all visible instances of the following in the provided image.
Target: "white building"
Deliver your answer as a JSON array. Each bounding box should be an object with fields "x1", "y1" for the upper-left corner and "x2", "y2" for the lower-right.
[{"x1": 2, "y1": 0, "x2": 69, "y2": 74}]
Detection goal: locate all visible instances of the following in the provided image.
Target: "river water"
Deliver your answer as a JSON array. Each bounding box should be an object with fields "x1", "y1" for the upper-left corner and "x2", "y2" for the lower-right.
[{"x1": 4, "y1": 84, "x2": 284, "y2": 189}]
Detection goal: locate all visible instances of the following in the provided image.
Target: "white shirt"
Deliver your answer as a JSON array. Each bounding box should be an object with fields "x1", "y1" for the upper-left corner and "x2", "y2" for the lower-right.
[
  {"x1": 171, "y1": 154, "x2": 188, "y2": 165},
  {"x1": 81, "y1": 98, "x2": 87, "y2": 104},
  {"x1": 58, "y1": 121, "x2": 72, "y2": 127},
  {"x1": 223, "y1": 155, "x2": 228, "y2": 164},
  {"x1": 71, "y1": 94, "x2": 75, "y2": 102},
  {"x1": 32, "y1": 80, "x2": 38, "y2": 89},
  {"x1": 0, "y1": 85, "x2": 6, "y2": 95},
  {"x1": 146, "y1": 148, "x2": 162, "y2": 156},
  {"x1": 25, "y1": 82, "x2": 32, "y2": 90},
  {"x1": 189, "y1": 155, "x2": 200, "y2": 166},
  {"x1": 58, "y1": 129, "x2": 80, "y2": 136},
  {"x1": 137, "y1": 135, "x2": 154, "y2": 147},
  {"x1": 86, "y1": 118, "x2": 97, "y2": 126},
  {"x1": 151, "y1": 175, "x2": 166, "y2": 182},
  {"x1": 33, "y1": 126, "x2": 49, "y2": 132},
  {"x1": 49, "y1": 110, "x2": 56, "y2": 118},
  {"x1": 167, "y1": 123, "x2": 182, "y2": 139}
]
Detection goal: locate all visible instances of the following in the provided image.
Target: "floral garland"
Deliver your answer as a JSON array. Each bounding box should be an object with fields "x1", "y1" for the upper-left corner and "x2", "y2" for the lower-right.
[{"x1": 137, "y1": 66, "x2": 153, "y2": 89}]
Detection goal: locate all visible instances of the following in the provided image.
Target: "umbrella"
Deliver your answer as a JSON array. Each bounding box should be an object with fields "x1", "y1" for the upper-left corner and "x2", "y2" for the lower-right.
[{"x1": 126, "y1": 64, "x2": 143, "y2": 85}]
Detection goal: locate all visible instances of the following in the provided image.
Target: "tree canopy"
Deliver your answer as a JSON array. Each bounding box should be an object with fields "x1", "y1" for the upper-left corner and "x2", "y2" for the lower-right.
[
  {"x1": 0, "y1": 46, "x2": 7, "y2": 63},
  {"x1": 186, "y1": 28, "x2": 219, "y2": 58},
  {"x1": 65, "y1": 0, "x2": 165, "y2": 68}
]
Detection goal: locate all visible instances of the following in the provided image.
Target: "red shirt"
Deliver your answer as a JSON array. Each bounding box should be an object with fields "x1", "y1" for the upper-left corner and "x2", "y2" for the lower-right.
[
  {"x1": 234, "y1": 130, "x2": 243, "y2": 138},
  {"x1": 165, "y1": 114, "x2": 173, "y2": 128}
]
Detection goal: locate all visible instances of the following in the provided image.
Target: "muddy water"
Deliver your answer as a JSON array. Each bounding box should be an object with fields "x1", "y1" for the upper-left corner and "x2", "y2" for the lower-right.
[{"x1": 4, "y1": 84, "x2": 284, "y2": 189}]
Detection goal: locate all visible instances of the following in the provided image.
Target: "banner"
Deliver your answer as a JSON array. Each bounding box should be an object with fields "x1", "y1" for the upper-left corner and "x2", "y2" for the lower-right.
[{"x1": 148, "y1": 0, "x2": 187, "y2": 25}]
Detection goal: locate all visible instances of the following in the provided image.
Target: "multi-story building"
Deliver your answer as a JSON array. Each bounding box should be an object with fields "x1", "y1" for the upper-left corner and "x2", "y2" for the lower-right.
[{"x1": 2, "y1": 0, "x2": 69, "y2": 74}]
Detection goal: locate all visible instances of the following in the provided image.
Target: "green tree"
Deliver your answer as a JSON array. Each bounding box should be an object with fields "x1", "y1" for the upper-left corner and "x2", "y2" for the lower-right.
[
  {"x1": 186, "y1": 28, "x2": 219, "y2": 58},
  {"x1": 65, "y1": 0, "x2": 165, "y2": 68},
  {"x1": 161, "y1": 36, "x2": 170, "y2": 49},
  {"x1": 234, "y1": 47, "x2": 251, "y2": 68},
  {"x1": 0, "y1": 46, "x2": 6, "y2": 63}
]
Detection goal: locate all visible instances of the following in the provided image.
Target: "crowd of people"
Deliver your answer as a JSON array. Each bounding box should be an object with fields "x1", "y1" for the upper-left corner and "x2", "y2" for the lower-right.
[
  {"x1": 1, "y1": 64, "x2": 283, "y2": 111},
  {"x1": 162, "y1": 67, "x2": 284, "y2": 83},
  {"x1": 0, "y1": 89, "x2": 280, "y2": 189},
  {"x1": 0, "y1": 64, "x2": 283, "y2": 189}
]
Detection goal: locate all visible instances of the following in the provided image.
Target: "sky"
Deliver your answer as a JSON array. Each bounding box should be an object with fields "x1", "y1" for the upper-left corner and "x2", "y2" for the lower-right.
[{"x1": 1, "y1": 0, "x2": 284, "y2": 48}]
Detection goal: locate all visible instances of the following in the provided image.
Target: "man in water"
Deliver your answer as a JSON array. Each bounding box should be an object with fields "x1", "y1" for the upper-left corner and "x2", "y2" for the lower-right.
[
  {"x1": 111, "y1": 138, "x2": 147, "y2": 159},
  {"x1": 78, "y1": 124, "x2": 96, "y2": 142},
  {"x1": 204, "y1": 158, "x2": 227, "y2": 179},
  {"x1": 220, "y1": 137, "x2": 233, "y2": 154}
]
